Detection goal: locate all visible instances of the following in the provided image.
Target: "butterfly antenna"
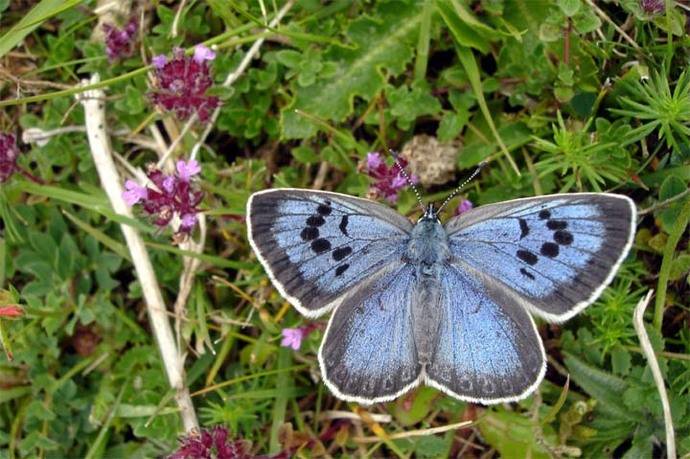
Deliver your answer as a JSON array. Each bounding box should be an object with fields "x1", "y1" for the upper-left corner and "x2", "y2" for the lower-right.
[
  {"x1": 389, "y1": 149, "x2": 425, "y2": 212},
  {"x1": 436, "y1": 161, "x2": 487, "y2": 215}
]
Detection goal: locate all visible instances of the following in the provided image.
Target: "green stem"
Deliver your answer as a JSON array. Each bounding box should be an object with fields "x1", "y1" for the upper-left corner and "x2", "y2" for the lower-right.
[
  {"x1": 269, "y1": 347, "x2": 291, "y2": 453},
  {"x1": 654, "y1": 197, "x2": 690, "y2": 330}
]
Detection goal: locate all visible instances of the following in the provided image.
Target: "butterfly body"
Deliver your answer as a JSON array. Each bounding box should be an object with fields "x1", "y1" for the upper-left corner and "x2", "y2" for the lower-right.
[{"x1": 247, "y1": 188, "x2": 636, "y2": 404}]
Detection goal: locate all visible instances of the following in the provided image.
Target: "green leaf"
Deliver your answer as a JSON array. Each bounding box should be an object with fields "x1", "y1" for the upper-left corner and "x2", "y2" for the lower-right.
[
  {"x1": 435, "y1": 0, "x2": 490, "y2": 53},
  {"x1": 573, "y1": 9, "x2": 601, "y2": 33},
  {"x1": 453, "y1": 46, "x2": 521, "y2": 175},
  {"x1": 477, "y1": 410, "x2": 552, "y2": 459},
  {"x1": 557, "y1": 0, "x2": 581, "y2": 17},
  {"x1": 281, "y1": 2, "x2": 422, "y2": 139},
  {"x1": 563, "y1": 352, "x2": 638, "y2": 421},
  {"x1": 392, "y1": 386, "x2": 440, "y2": 426},
  {"x1": 0, "y1": 0, "x2": 83, "y2": 59},
  {"x1": 669, "y1": 254, "x2": 690, "y2": 281}
]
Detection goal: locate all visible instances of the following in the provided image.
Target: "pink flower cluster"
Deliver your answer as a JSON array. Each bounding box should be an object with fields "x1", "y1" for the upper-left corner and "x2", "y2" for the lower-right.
[
  {"x1": 365, "y1": 152, "x2": 418, "y2": 203},
  {"x1": 168, "y1": 426, "x2": 289, "y2": 459},
  {"x1": 123, "y1": 159, "x2": 203, "y2": 236},
  {"x1": 149, "y1": 45, "x2": 220, "y2": 122},
  {"x1": 0, "y1": 133, "x2": 20, "y2": 183},
  {"x1": 103, "y1": 18, "x2": 138, "y2": 61}
]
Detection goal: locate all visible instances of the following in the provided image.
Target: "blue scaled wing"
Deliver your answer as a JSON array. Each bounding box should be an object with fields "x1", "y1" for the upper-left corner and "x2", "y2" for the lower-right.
[
  {"x1": 247, "y1": 189, "x2": 412, "y2": 318},
  {"x1": 426, "y1": 265, "x2": 545, "y2": 403},
  {"x1": 444, "y1": 193, "x2": 636, "y2": 322},
  {"x1": 319, "y1": 264, "x2": 422, "y2": 404}
]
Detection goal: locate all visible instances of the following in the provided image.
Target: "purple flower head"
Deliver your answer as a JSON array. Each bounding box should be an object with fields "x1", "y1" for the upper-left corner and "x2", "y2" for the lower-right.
[
  {"x1": 640, "y1": 0, "x2": 664, "y2": 13},
  {"x1": 0, "y1": 133, "x2": 20, "y2": 183},
  {"x1": 365, "y1": 152, "x2": 418, "y2": 203},
  {"x1": 193, "y1": 44, "x2": 216, "y2": 63},
  {"x1": 168, "y1": 426, "x2": 248, "y2": 459},
  {"x1": 103, "y1": 18, "x2": 137, "y2": 61},
  {"x1": 177, "y1": 159, "x2": 201, "y2": 182},
  {"x1": 122, "y1": 162, "x2": 203, "y2": 238},
  {"x1": 454, "y1": 198, "x2": 473, "y2": 216},
  {"x1": 149, "y1": 48, "x2": 220, "y2": 122},
  {"x1": 168, "y1": 425, "x2": 290, "y2": 459}
]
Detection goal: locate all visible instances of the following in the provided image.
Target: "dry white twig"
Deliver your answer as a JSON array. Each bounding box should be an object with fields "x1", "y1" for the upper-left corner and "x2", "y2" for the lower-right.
[
  {"x1": 77, "y1": 74, "x2": 199, "y2": 432},
  {"x1": 633, "y1": 290, "x2": 675, "y2": 459}
]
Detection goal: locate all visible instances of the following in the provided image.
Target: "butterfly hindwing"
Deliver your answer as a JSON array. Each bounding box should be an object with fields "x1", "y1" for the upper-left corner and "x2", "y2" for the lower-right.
[
  {"x1": 319, "y1": 263, "x2": 422, "y2": 404},
  {"x1": 425, "y1": 265, "x2": 545, "y2": 403},
  {"x1": 445, "y1": 193, "x2": 635, "y2": 321},
  {"x1": 247, "y1": 189, "x2": 412, "y2": 317}
]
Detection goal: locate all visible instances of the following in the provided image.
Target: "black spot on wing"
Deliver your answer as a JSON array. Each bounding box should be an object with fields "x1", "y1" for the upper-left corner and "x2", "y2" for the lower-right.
[
  {"x1": 540, "y1": 242, "x2": 559, "y2": 257},
  {"x1": 339, "y1": 215, "x2": 349, "y2": 236},
  {"x1": 317, "y1": 204, "x2": 332, "y2": 216},
  {"x1": 300, "y1": 227, "x2": 319, "y2": 241},
  {"x1": 517, "y1": 249, "x2": 538, "y2": 265},
  {"x1": 554, "y1": 230, "x2": 573, "y2": 245},
  {"x1": 519, "y1": 218, "x2": 529, "y2": 239},
  {"x1": 335, "y1": 264, "x2": 349, "y2": 276},
  {"x1": 538, "y1": 209, "x2": 551, "y2": 219},
  {"x1": 520, "y1": 268, "x2": 535, "y2": 280},
  {"x1": 332, "y1": 246, "x2": 352, "y2": 261},
  {"x1": 306, "y1": 215, "x2": 325, "y2": 227},
  {"x1": 547, "y1": 219, "x2": 567, "y2": 230},
  {"x1": 311, "y1": 238, "x2": 331, "y2": 253}
]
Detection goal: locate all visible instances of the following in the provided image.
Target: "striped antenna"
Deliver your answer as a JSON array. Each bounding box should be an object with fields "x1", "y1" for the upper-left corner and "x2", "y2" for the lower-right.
[
  {"x1": 436, "y1": 162, "x2": 487, "y2": 215},
  {"x1": 389, "y1": 149, "x2": 425, "y2": 212}
]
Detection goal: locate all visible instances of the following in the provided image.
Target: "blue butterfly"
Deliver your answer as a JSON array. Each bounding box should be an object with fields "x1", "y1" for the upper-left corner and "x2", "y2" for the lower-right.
[{"x1": 246, "y1": 188, "x2": 635, "y2": 404}]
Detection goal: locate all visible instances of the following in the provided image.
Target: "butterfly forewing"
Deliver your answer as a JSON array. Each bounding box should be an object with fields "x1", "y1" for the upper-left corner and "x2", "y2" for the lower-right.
[
  {"x1": 445, "y1": 193, "x2": 636, "y2": 322},
  {"x1": 247, "y1": 189, "x2": 412, "y2": 317}
]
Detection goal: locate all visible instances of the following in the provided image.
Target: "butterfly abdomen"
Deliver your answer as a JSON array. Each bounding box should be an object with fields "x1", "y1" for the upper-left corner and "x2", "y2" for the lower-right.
[{"x1": 405, "y1": 218, "x2": 448, "y2": 364}]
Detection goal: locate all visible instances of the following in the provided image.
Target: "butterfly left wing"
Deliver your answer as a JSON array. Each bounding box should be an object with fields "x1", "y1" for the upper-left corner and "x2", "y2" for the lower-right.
[
  {"x1": 247, "y1": 189, "x2": 412, "y2": 318},
  {"x1": 444, "y1": 193, "x2": 635, "y2": 322},
  {"x1": 319, "y1": 263, "x2": 422, "y2": 404}
]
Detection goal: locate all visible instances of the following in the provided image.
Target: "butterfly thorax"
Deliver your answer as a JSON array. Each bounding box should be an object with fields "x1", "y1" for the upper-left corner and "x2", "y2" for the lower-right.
[{"x1": 404, "y1": 217, "x2": 450, "y2": 278}]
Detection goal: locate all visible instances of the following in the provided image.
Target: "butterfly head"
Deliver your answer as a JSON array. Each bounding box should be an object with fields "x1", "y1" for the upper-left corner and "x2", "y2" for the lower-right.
[{"x1": 418, "y1": 204, "x2": 440, "y2": 223}]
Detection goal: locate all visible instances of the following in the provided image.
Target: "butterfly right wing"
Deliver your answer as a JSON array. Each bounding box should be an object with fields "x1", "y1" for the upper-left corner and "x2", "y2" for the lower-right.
[
  {"x1": 425, "y1": 264, "x2": 545, "y2": 404},
  {"x1": 247, "y1": 189, "x2": 412, "y2": 318}
]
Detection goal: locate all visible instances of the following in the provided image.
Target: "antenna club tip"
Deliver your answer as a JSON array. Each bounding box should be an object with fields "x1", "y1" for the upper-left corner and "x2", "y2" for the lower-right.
[{"x1": 478, "y1": 161, "x2": 489, "y2": 169}]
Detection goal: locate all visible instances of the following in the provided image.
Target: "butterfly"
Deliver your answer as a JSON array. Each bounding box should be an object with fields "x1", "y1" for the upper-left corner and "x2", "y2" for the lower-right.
[{"x1": 246, "y1": 187, "x2": 636, "y2": 405}]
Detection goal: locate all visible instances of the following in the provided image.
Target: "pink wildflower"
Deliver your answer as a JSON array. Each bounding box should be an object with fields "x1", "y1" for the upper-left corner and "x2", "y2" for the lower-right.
[
  {"x1": 0, "y1": 305, "x2": 23, "y2": 318},
  {"x1": 177, "y1": 159, "x2": 201, "y2": 181},
  {"x1": 280, "y1": 324, "x2": 318, "y2": 351},
  {"x1": 454, "y1": 199, "x2": 473, "y2": 216},
  {"x1": 365, "y1": 152, "x2": 418, "y2": 204},
  {"x1": 103, "y1": 18, "x2": 137, "y2": 61},
  {"x1": 152, "y1": 54, "x2": 168, "y2": 69},
  {"x1": 149, "y1": 47, "x2": 220, "y2": 122},
  {"x1": 193, "y1": 44, "x2": 216, "y2": 63},
  {"x1": 122, "y1": 160, "x2": 203, "y2": 237},
  {"x1": 0, "y1": 133, "x2": 20, "y2": 182},
  {"x1": 122, "y1": 179, "x2": 148, "y2": 205}
]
